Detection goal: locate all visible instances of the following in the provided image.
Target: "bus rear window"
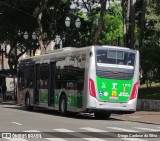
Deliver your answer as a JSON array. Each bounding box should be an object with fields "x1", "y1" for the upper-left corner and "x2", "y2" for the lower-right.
[{"x1": 96, "y1": 49, "x2": 135, "y2": 66}]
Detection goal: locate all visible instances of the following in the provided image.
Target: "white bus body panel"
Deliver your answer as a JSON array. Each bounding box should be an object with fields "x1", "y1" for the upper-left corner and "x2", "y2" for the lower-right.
[{"x1": 86, "y1": 46, "x2": 139, "y2": 112}]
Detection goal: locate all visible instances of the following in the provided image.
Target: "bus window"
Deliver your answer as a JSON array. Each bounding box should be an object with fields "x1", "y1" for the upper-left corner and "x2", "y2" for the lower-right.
[
  {"x1": 96, "y1": 49, "x2": 135, "y2": 67},
  {"x1": 18, "y1": 67, "x2": 25, "y2": 90},
  {"x1": 40, "y1": 64, "x2": 49, "y2": 89}
]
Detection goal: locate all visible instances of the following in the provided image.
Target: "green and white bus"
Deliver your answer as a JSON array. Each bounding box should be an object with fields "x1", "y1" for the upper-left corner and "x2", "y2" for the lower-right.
[{"x1": 17, "y1": 45, "x2": 139, "y2": 119}]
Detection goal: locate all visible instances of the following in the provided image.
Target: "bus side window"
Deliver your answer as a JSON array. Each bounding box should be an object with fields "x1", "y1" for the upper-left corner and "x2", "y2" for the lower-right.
[
  {"x1": 40, "y1": 64, "x2": 49, "y2": 89},
  {"x1": 18, "y1": 69, "x2": 24, "y2": 89},
  {"x1": 18, "y1": 69, "x2": 22, "y2": 82}
]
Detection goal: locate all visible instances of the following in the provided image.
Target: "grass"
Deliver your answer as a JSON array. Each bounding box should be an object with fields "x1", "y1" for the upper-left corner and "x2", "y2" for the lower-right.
[{"x1": 138, "y1": 86, "x2": 160, "y2": 100}]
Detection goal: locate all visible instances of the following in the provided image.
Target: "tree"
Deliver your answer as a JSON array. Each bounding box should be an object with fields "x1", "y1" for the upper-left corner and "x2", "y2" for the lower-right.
[
  {"x1": 92, "y1": 0, "x2": 107, "y2": 45},
  {"x1": 0, "y1": 0, "x2": 70, "y2": 71},
  {"x1": 136, "y1": 0, "x2": 160, "y2": 84},
  {"x1": 33, "y1": 0, "x2": 70, "y2": 53},
  {"x1": 121, "y1": 0, "x2": 136, "y2": 48},
  {"x1": 0, "y1": 0, "x2": 38, "y2": 71},
  {"x1": 71, "y1": 0, "x2": 107, "y2": 45},
  {"x1": 99, "y1": 3, "x2": 123, "y2": 46}
]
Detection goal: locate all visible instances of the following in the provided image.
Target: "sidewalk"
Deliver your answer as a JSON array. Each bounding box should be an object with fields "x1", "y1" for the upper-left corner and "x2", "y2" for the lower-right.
[
  {"x1": 112, "y1": 111, "x2": 160, "y2": 125},
  {"x1": 0, "y1": 99, "x2": 17, "y2": 105}
]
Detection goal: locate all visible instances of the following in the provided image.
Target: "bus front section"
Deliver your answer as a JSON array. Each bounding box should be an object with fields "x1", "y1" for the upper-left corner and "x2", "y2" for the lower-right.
[{"x1": 87, "y1": 46, "x2": 139, "y2": 115}]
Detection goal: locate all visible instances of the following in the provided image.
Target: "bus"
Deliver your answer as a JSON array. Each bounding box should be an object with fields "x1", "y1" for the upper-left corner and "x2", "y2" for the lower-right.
[{"x1": 17, "y1": 45, "x2": 139, "y2": 119}]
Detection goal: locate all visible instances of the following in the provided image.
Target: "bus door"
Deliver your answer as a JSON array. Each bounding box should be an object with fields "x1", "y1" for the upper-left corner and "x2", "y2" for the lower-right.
[
  {"x1": 39, "y1": 63, "x2": 49, "y2": 106},
  {"x1": 48, "y1": 62, "x2": 56, "y2": 106},
  {"x1": 33, "y1": 64, "x2": 40, "y2": 105}
]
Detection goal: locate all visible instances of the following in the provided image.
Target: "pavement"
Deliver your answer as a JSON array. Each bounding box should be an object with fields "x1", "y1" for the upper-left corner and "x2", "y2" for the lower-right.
[
  {"x1": 0, "y1": 100, "x2": 160, "y2": 125},
  {"x1": 112, "y1": 111, "x2": 160, "y2": 125}
]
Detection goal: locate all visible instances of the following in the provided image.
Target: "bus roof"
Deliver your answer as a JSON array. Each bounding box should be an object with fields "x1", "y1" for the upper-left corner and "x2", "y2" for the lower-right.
[{"x1": 19, "y1": 45, "x2": 137, "y2": 62}]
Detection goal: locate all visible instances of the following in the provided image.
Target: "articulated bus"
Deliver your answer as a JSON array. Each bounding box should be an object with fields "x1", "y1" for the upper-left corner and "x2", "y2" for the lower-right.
[{"x1": 17, "y1": 45, "x2": 139, "y2": 119}]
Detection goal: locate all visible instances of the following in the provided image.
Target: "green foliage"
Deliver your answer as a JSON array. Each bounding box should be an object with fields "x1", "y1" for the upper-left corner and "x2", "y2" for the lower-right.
[
  {"x1": 99, "y1": 3, "x2": 123, "y2": 46},
  {"x1": 137, "y1": 0, "x2": 160, "y2": 84},
  {"x1": 0, "y1": 0, "x2": 70, "y2": 70},
  {"x1": 138, "y1": 87, "x2": 160, "y2": 100}
]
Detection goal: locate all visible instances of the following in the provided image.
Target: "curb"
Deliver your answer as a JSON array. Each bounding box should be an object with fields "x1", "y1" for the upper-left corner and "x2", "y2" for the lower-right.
[
  {"x1": 0, "y1": 101, "x2": 17, "y2": 105},
  {"x1": 137, "y1": 99, "x2": 160, "y2": 111}
]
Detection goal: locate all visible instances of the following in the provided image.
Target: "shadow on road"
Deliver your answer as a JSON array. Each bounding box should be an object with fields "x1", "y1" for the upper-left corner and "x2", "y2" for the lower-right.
[{"x1": 1, "y1": 104, "x2": 124, "y2": 121}]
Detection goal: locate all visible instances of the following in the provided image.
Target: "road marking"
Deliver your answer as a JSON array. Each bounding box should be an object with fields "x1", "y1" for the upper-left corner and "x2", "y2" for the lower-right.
[
  {"x1": 2, "y1": 138, "x2": 28, "y2": 141},
  {"x1": 45, "y1": 138, "x2": 66, "y2": 141},
  {"x1": 53, "y1": 128, "x2": 106, "y2": 141},
  {"x1": 80, "y1": 127, "x2": 108, "y2": 132},
  {"x1": 107, "y1": 127, "x2": 138, "y2": 132},
  {"x1": 24, "y1": 130, "x2": 67, "y2": 141},
  {"x1": 11, "y1": 122, "x2": 22, "y2": 126},
  {"x1": 80, "y1": 127, "x2": 145, "y2": 141},
  {"x1": 83, "y1": 138, "x2": 106, "y2": 141},
  {"x1": 24, "y1": 130, "x2": 40, "y2": 132},
  {"x1": 122, "y1": 139, "x2": 147, "y2": 141},
  {"x1": 134, "y1": 127, "x2": 160, "y2": 132},
  {"x1": 107, "y1": 127, "x2": 147, "y2": 141},
  {"x1": 80, "y1": 127, "x2": 117, "y2": 138},
  {"x1": 54, "y1": 129, "x2": 74, "y2": 132}
]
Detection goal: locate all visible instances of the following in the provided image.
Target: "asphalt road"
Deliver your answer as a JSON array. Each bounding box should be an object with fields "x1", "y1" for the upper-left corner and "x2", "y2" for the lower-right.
[{"x1": 0, "y1": 104, "x2": 160, "y2": 141}]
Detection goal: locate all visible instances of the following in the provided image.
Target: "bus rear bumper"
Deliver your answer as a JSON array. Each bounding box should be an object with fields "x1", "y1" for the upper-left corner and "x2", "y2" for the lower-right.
[{"x1": 87, "y1": 97, "x2": 137, "y2": 113}]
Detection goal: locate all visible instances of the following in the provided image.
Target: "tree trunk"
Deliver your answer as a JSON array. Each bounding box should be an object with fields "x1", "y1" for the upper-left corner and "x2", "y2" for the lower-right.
[
  {"x1": 139, "y1": 0, "x2": 147, "y2": 49},
  {"x1": 36, "y1": 0, "x2": 48, "y2": 54},
  {"x1": 37, "y1": 13, "x2": 45, "y2": 54},
  {"x1": 130, "y1": 0, "x2": 136, "y2": 49},
  {"x1": 122, "y1": 0, "x2": 136, "y2": 48},
  {"x1": 122, "y1": 0, "x2": 127, "y2": 47},
  {"x1": 92, "y1": 0, "x2": 107, "y2": 45},
  {"x1": 126, "y1": 0, "x2": 130, "y2": 47}
]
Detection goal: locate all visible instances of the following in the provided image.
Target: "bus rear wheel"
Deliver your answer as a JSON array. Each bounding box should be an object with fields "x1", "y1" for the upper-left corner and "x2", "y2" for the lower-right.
[
  {"x1": 25, "y1": 94, "x2": 33, "y2": 111},
  {"x1": 94, "y1": 112, "x2": 111, "y2": 119},
  {"x1": 59, "y1": 95, "x2": 67, "y2": 116}
]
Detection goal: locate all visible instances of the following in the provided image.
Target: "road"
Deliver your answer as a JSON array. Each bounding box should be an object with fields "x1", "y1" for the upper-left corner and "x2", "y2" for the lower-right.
[{"x1": 0, "y1": 104, "x2": 159, "y2": 141}]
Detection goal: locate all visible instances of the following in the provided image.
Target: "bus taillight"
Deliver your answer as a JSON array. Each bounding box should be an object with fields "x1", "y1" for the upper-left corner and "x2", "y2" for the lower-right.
[
  {"x1": 89, "y1": 78, "x2": 96, "y2": 98},
  {"x1": 130, "y1": 82, "x2": 138, "y2": 100}
]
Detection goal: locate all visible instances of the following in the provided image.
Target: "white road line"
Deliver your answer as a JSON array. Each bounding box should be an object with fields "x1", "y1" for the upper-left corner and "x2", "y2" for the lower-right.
[
  {"x1": 134, "y1": 127, "x2": 160, "y2": 132},
  {"x1": 54, "y1": 129, "x2": 74, "y2": 132},
  {"x1": 122, "y1": 138, "x2": 148, "y2": 141},
  {"x1": 45, "y1": 138, "x2": 66, "y2": 141},
  {"x1": 107, "y1": 127, "x2": 138, "y2": 132},
  {"x1": 81, "y1": 127, "x2": 147, "y2": 141},
  {"x1": 80, "y1": 127, "x2": 108, "y2": 132},
  {"x1": 23, "y1": 130, "x2": 40, "y2": 132},
  {"x1": 53, "y1": 128, "x2": 106, "y2": 141},
  {"x1": 106, "y1": 127, "x2": 147, "y2": 141},
  {"x1": 83, "y1": 138, "x2": 107, "y2": 141},
  {"x1": 11, "y1": 122, "x2": 22, "y2": 126},
  {"x1": 24, "y1": 130, "x2": 67, "y2": 141},
  {"x1": 80, "y1": 127, "x2": 117, "y2": 138},
  {"x1": 2, "y1": 138, "x2": 28, "y2": 141}
]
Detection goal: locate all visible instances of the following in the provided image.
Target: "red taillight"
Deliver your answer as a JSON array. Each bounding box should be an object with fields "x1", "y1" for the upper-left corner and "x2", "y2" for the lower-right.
[
  {"x1": 89, "y1": 78, "x2": 96, "y2": 98},
  {"x1": 130, "y1": 82, "x2": 138, "y2": 100}
]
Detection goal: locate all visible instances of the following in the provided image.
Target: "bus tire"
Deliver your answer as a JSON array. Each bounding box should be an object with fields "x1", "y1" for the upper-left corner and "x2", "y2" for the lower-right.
[
  {"x1": 25, "y1": 94, "x2": 33, "y2": 111},
  {"x1": 59, "y1": 95, "x2": 67, "y2": 116},
  {"x1": 94, "y1": 112, "x2": 111, "y2": 120}
]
